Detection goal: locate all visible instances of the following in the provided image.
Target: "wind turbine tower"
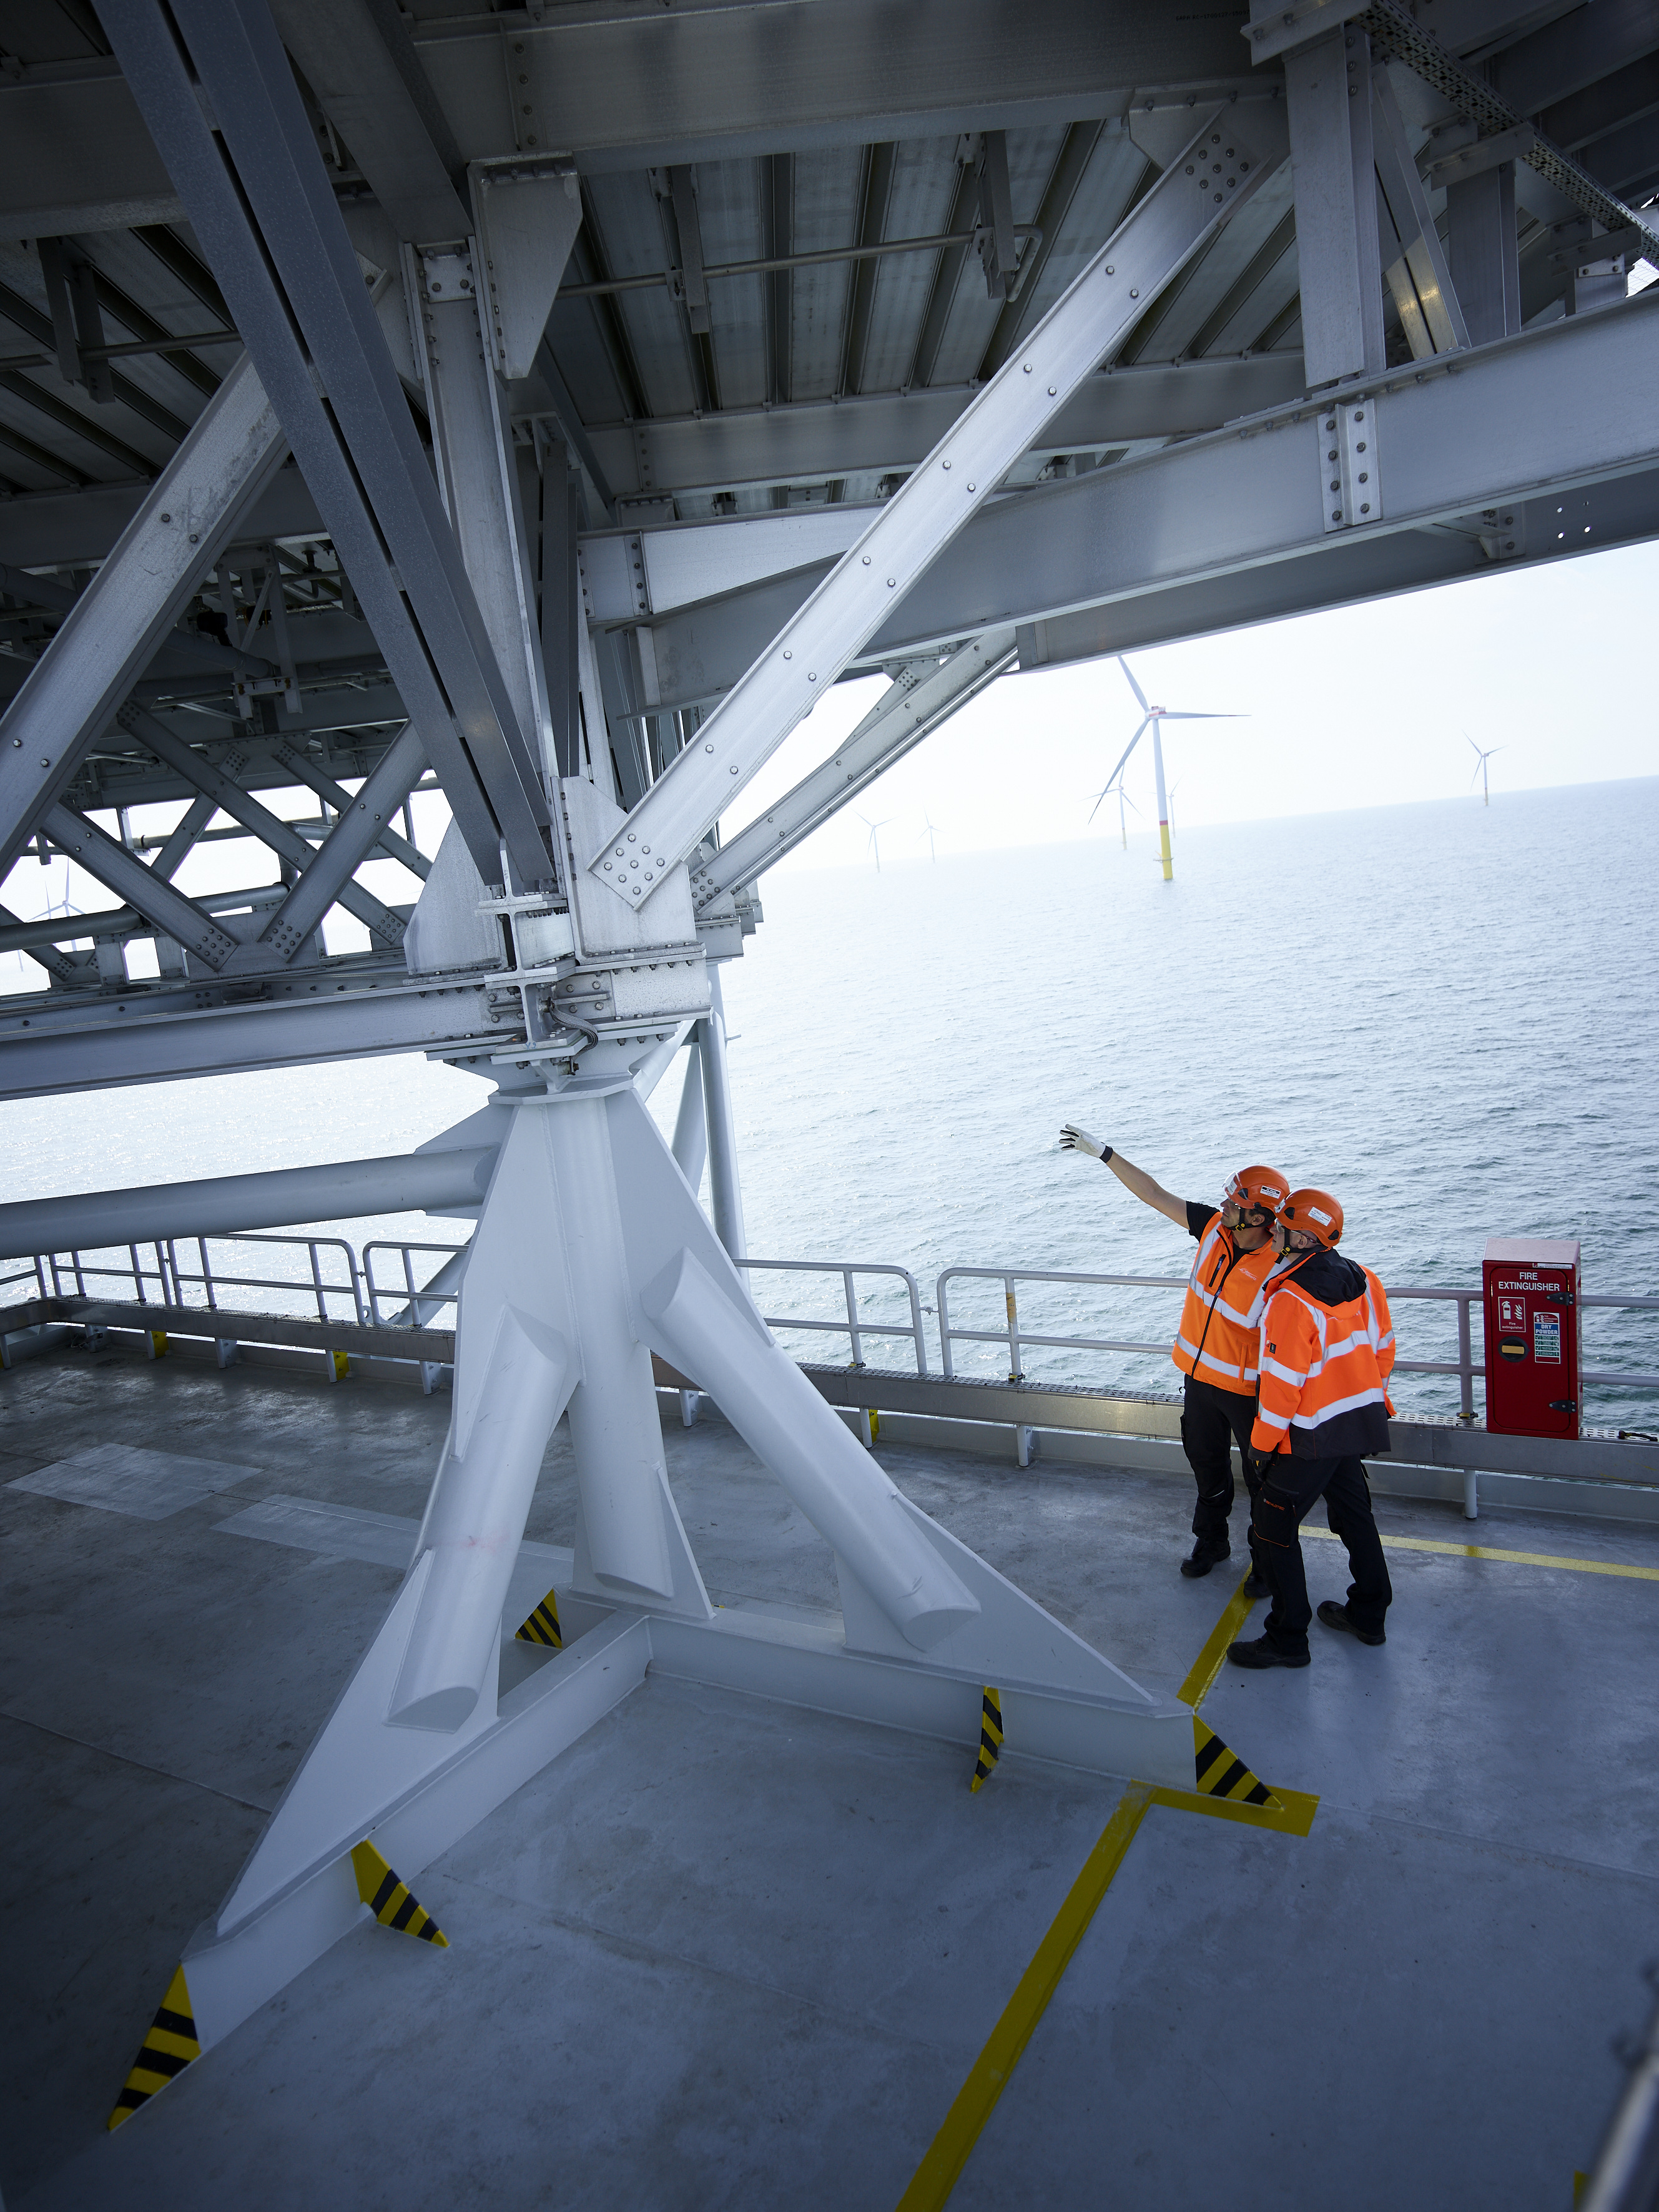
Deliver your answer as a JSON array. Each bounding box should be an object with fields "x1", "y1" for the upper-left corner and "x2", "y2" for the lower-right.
[
  {"x1": 1103, "y1": 657, "x2": 1243, "y2": 882},
  {"x1": 922, "y1": 815, "x2": 940, "y2": 862},
  {"x1": 1467, "y1": 734, "x2": 1501, "y2": 805},
  {"x1": 1086, "y1": 773, "x2": 1139, "y2": 849},
  {"x1": 857, "y1": 810, "x2": 893, "y2": 872}
]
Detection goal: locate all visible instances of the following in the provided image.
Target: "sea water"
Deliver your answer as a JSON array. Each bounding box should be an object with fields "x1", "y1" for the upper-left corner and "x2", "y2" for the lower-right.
[{"x1": 2, "y1": 779, "x2": 1655, "y2": 1427}]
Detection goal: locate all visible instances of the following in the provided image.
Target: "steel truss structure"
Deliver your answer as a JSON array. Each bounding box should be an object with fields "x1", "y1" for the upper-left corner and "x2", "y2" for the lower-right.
[{"x1": 1, "y1": 0, "x2": 1657, "y2": 2077}]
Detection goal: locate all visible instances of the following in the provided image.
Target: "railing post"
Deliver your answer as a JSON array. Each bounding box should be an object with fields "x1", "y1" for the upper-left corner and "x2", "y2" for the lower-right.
[
  {"x1": 1457, "y1": 1295, "x2": 1477, "y2": 1424},
  {"x1": 905, "y1": 1270, "x2": 929, "y2": 1379},
  {"x1": 1005, "y1": 1278, "x2": 1023, "y2": 1383},
  {"x1": 937, "y1": 1272, "x2": 955, "y2": 1379},
  {"x1": 845, "y1": 1269, "x2": 865, "y2": 1370}
]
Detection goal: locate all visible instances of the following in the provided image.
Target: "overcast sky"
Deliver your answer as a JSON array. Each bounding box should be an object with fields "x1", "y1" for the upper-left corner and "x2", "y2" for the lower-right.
[{"x1": 723, "y1": 533, "x2": 1659, "y2": 875}]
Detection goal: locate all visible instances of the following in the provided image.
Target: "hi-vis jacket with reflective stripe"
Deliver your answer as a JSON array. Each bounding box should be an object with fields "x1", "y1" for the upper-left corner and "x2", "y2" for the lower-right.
[
  {"x1": 1171, "y1": 1211, "x2": 1286, "y2": 1395},
  {"x1": 1251, "y1": 1249, "x2": 1397, "y2": 1460}
]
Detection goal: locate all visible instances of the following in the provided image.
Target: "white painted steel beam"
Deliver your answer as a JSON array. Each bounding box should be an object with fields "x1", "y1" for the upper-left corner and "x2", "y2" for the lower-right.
[
  {"x1": 574, "y1": 356, "x2": 1311, "y2": 508},
  {"x1": 1282, "y1": 25, "x2": 1386, "y2": 386},
  {"x1": 267, "y1": 0, "x2": 473, "y2": 245},
  {"x1": 99, "y1": 0, "x2": 549, "y2": 893},
  {"x1": 226, "y1": 724, "x2": 430, "y2": 966},
  {"x1": 695, "y1": 631, "x2": 1017, "y2": 905},
  {"x1": 624, "y1": 295, "x2": 1659, "y2": 690},
  {"x1": 39, "y1": 805, "x2": 240, "y2": 975},
  {"x1": 859, "y1": 293, "x2": 1659, "y2": 655},
  {"x1": 1371, "y1": 67, "x2": 1470, "y2": 359},
  {"x1": 0, "y1": 1146, "x2": 496, "y2": 1261},
  {"x1": 0, "y1": 978, "x2": 512, "y2": 1102},
  {"x1": 599, "y1": 102, "x2": 1289, "y2": 905},
  {"x1": 119, "y1": 704, "x2": 410, "y2": 955},
  {"x1": 405, "y1": 235, "x2": 564, "y2": 809},
  {"x1": 0, "y1": 353, "x2": 287, "y2": 880}
]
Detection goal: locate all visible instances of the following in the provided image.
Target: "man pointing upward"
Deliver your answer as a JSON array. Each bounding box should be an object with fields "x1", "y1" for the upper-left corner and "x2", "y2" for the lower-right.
[{"x1": 1060, "y1": 1124, "x2": 1289, "y2": 1584}]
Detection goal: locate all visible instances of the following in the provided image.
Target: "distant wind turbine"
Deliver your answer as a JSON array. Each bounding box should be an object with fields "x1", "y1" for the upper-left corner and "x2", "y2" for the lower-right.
[
  {"x1": 857, "y1": 810, "x2": 893, "y2": 872},
  {"x1": 1096, "y1": 656, "x2": 1244, "y2": 881},
  {"x1": 921, "y1": 815, "x2": 941, "y2": 863},
  {"x1": 1087, "y1": 772, "x2": 1141, "y2": 850},
  {"x1": 1467, "y1": 733, "x2": 1502, "y2": 806}
]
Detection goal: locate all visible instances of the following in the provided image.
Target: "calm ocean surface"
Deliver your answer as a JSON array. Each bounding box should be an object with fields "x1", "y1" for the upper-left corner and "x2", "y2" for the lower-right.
[{"x1": 4, "y1": 778, "x2": 1655, "y2": 1427}]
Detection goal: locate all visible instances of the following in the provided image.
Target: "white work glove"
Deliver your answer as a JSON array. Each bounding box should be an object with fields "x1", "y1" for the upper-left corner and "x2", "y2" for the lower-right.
[{"x1": 1059, "y1": 1123, "x2": 1110, "y2": 1162}]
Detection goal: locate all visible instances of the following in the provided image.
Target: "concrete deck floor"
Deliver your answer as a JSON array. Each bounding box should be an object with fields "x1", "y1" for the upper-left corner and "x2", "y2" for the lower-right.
[{"x1": 2, "y1": 1339, "x2": 1657, "y2": 2211}]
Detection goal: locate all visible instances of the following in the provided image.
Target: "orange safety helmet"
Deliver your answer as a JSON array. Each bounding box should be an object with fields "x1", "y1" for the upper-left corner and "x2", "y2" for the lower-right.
[
  {"x1": 1223, "y1": 1165, "x2": 1290, "y2": 1221},
  {"x1": 1279, "y1": 1188, "x2": 1344, "y2": 1248}
]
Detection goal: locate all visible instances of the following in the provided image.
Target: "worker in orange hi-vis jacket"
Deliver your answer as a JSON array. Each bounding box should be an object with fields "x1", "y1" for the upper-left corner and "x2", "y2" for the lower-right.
[
  {"x1": 1059, "y1": 1125, "x2": 1289, "y2": 1587},
  {"x1": 1226, "y1": 1187, "x2": 1397, "y2": 1671}
]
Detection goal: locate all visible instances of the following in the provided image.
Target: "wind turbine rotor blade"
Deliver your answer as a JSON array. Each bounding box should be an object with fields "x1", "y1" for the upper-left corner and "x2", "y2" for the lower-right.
[
  {"x1": 1465, "y1": 735, "x2": 1481, "y2": 760},
  {"x1": 1101, "y1": 718, "x2": 1151, "y2": 794},
  {"x1": 1161, "y1": 709, "x2": 1244, "y2": 720},
  {"x1": 1116, "y1": 656, "x2": 1150, "y2": 713},
  {"x1": 1086, "y1": 787, "x2": 1111, "y2": 824}
]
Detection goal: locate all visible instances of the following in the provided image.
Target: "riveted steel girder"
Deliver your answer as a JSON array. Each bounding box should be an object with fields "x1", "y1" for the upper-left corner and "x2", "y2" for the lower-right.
[
  {"x1": 99, "y1": 0, "x2": 552, "y2": 893},
  {"x1": 601, "y1": 101, "x2": 1289, "y2": 905},
  {"x1": 0, "y1": 352, "x2": 287, "y2": 881}
]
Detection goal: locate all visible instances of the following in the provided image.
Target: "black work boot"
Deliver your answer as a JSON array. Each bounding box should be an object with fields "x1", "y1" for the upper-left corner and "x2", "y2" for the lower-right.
[
  {"x1": 1181, "y1": 1538, "x2": 1231, "y2": 1580},
  {"x1": 1317, "y1": 1600, "x2": 1386, "y2": 1647},
  {"x1": 1241, "y1": 1565, "x2": 1270, "y2": 1601},
  {"x1": 1226, "y1": 1634, "x2": 1309, "y2": 1670}
]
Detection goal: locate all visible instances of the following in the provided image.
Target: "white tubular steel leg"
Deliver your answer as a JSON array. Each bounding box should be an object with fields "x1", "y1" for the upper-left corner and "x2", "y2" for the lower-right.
[
  {"x1": 699, "y1": 966, "x2": 748, "y2": 1262},
  {"x1": 671, "y1": 1038, "x2": 709, "y2": 1193},
  {"x1": 605, "y1": 1085, "x2": 977, "y2": 1650},
  {"x1": 392, "y1": 1107, "x2": 584, "y2": 1726},
  {"x1": 544, "y1": 1091, "x2": 710, "y2": 1614}
]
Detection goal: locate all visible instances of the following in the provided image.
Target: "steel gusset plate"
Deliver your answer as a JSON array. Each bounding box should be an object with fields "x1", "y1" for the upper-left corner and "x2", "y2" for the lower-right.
[{"x1": 98, "y1": 0, "x2": 555, "y2": 896}]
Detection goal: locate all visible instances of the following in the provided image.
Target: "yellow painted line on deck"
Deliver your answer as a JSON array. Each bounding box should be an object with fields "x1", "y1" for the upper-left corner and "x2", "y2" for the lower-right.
[
  {"x1": 1176, "y1": 1573, "x2": 1257, "y2": 1708},
  {"x1": 1301, "y1": 1525, "x2": 1659, "y2": 1581},
  {"x1": 897, "y1": 1570, "x2": 1293, "y2": 2212},
  {"x1": 895, "y1": 1783, "x2": 1155, "y2": 2212}
]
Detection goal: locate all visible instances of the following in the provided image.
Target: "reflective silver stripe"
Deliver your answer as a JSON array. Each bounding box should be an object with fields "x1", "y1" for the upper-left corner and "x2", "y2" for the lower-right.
[
  {"x1": 1194, "y1": 1350, "x2": 1247, "y2": 1382},
  {"x1": 1259, "y1": 1352, "x2": 1304, "y2": 1387},
  {"x1": 1289, "y1": 1383, "x2": 1389, "y2": 1427},
  {"x1": 1256, "y1": 1405, "x2": 1291, "y2": 1430},
  {"x1": 1322, "y1": 1327, "x2": 1372, "y2": 1360}
]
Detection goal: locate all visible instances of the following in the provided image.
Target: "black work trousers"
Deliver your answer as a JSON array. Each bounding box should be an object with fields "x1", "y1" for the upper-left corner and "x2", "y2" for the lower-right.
[
  {"x1": 1180, "y1": 1374, "x2": 1263, "y2": 1553},
  {"x1": 1251, "y1": 1454, "x2": 1392, "y2": 1657}
]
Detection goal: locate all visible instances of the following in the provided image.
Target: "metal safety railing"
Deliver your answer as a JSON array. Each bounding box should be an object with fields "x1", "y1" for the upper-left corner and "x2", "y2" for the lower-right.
[
  {"x1": 935, "y1": 1265, "x2": 1659, "y2": 1417},
  {"x1": 170, "y1": 1233, "x2": 365, "y2": 1324},
  {"x1": 5, "y1": 1234, "x2": 1658, "y2": 1418},
  {"x1": 741, "y1": 1258, "x2": 930, "y2": 1376},
  {"x1": 363, "y1": 1240, "x2": 468, "y2": 1329},
  {"x1": 33, "y1": 1232, "x2": 367, "y2": 1325}
]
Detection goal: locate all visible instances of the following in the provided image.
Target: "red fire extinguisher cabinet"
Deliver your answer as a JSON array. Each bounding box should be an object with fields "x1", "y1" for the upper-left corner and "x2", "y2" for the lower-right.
[{"x1": 1482, "y1": 1237, "x2": 1582, "y2": 1440}]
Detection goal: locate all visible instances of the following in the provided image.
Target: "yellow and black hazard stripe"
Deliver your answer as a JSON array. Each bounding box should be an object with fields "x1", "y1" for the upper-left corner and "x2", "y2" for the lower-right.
[
  {"x1": 1193, "y1": 1718, "x2": 1276, "y2": 1807},
  {"x1": 514, "y1": 1586, "x2": 563, "y2": 1648},
  {"x1": 108, "y1": 1964, "x2": 200, "y2": 2130},
  {"x1": 350, "y1": 1839, "x2": 449, "y2": 1947},
  {"x1": 970, "y1": 1686, "x2": 1003, "y2": 1792}
]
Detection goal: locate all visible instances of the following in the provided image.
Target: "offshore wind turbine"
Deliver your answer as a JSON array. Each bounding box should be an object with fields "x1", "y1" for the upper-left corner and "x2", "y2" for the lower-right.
[
  {"x1": 856, "y1": 810, "x2": 893, "y2": 872},
  {"x1": 921, "y1": 815, "x2": 940, "y2": 863},
  {"x1": 1467, "y1": 734, "x2": 1502, "y2": 805},
  {"x1": 1106, "y1": 656, "x2": 1243, "y2": 881},
  {"x1": 1087, "y1": 772, "x2": 1141, "y2": 849}
]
